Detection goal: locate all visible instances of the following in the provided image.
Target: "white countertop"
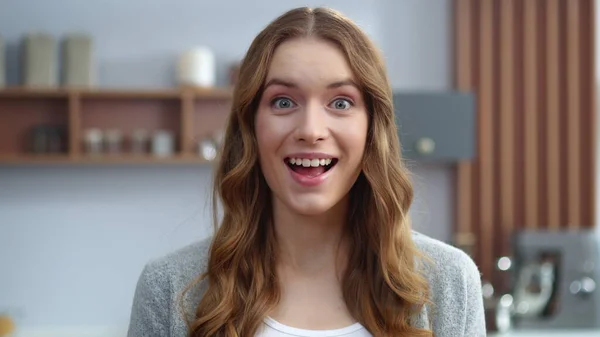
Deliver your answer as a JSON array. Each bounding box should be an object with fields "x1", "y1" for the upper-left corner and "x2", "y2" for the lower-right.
[
  {"x1": 488, "y1": 330, "x2": 600, "y2": 337},
  {"x1": 12, "y1": 326, "x2": 600, "y2": 337},
  {"x1": 13, "y1": 326, "x2": 128, "y2": 337}
]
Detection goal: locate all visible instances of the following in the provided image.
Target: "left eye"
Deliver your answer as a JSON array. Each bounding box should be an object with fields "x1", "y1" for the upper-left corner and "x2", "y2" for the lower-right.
[{"x1": 329, "y1": 98, "x2": 352, "y2": 110}]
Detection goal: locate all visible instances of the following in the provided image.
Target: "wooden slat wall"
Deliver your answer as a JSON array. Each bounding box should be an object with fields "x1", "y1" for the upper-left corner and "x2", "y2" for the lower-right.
[{"x1": 453, "y1": 0, "x2": 596, "y2": 281}]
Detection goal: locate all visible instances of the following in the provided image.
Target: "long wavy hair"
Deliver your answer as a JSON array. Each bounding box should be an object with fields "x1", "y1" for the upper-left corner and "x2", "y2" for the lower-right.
[{"x1": 184, "y1": 7, "x2": 432, "y2": 337}]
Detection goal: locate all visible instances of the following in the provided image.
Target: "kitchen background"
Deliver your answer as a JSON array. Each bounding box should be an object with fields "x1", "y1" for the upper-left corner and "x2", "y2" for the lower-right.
[{"x1": 0, "y1": 0, "x2": 599, "y2": 336}]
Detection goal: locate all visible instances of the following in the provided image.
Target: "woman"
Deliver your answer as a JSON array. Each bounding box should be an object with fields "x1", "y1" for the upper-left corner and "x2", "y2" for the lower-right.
[{"x1": 127, "y1": 7, "x2": 485, "y2": 337}]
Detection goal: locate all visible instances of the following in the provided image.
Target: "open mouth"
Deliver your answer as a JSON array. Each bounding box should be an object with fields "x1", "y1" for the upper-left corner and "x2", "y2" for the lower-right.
[{"x1": 285, "y1": 157, "x2": 338, "y2": 178}]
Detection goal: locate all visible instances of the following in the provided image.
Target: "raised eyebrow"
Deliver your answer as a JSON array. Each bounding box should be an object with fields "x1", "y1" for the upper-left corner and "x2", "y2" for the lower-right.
[
  {"x1": 263, "y1": 78, "x2": 359, "y2": 90},
  {"x1": 327, "y1": 79, "x2": 359, "y2": 89},
  {"x1": 264, "y1": 78, "x2": 297, "y2": 89}
]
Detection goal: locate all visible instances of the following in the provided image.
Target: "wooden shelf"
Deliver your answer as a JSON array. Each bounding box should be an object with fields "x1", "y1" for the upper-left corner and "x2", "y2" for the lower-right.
[
  {"x1": 0, "y1": 86, "x2": 232, "y2": 166},
  {"x1": 0, "y1": 87, "x2": 70, "y2": 98},
  {"x1": 0, "y1": 86, "x2": 233, "y2": 100},
  {"x1": 80, "y1": 89, "x2": 182, "y2": 99},
  {"x1": 0, "y1": 153, "x2": 214, "y2": 165}
]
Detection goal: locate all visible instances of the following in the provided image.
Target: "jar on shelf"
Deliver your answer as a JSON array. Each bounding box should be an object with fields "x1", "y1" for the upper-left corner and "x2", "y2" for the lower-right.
[
  {"x1": 84, "y1": 128, "x2": 103, "y2": 155},
  {"x1": 198, "y1": 137, "x2": 218, "y2": 161},
  {"x1": 212, "y1": 130, "x2": 225, "y2": 149},
  {"x1": 31, "y1": 125, "x2": 50, "y2": 154},
  {"x1": 130, "y1": 129, "x2": 149, "y2": 155},
  {"x1": 152, "y1": 130, "x2": 175, "y2": 157},
  {"x1": 104, "y1": 129, "x2": 123, "y2": 154},
  {"x1": 30, "y1": 124, "x2": 65, "y2": 154},
  {"x1": 46, "y1": 125, "x2": 65, "y2": 153},
  {"x1": 177, "y1": 47, "x2": 216, "y2": 88}
]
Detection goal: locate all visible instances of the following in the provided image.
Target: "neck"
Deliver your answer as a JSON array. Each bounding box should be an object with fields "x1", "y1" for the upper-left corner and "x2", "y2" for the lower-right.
[{"x1": 272, "y1": 197, "x2": 350, "y2": 274}]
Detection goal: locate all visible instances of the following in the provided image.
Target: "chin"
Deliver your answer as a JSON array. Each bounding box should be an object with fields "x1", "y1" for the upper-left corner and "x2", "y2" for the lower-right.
[{"x1": 282, "y1": 194, "x2": 340, "y2": 216}]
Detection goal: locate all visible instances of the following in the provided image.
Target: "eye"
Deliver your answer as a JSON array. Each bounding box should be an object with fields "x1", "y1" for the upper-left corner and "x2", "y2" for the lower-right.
[
  {"x1": 271, "y1": 97, "x2": 296, "y2": 109},
  {"x1": 329, "y1": 98, "x2": 353, "y2": 110}
]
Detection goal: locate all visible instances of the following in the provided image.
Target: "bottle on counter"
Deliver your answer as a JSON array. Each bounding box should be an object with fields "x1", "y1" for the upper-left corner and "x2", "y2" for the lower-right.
[{"x1": 0, "y1": 313, "x2": 15, "y2": 337}]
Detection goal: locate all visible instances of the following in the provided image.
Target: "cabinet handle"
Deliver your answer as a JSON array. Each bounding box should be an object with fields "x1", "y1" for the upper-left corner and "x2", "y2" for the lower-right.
[
  {"x1": 570, "y1": 276, "x2": 596, "y2": 296},
  {"x1": 416, "y1": 137, "x2": 436, "y2": 155}
]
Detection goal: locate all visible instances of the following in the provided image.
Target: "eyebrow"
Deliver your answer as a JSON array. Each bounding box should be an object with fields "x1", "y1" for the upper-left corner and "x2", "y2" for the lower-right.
[{"x1": 263, "y1": 78, "x2": 359, "y2": 90}]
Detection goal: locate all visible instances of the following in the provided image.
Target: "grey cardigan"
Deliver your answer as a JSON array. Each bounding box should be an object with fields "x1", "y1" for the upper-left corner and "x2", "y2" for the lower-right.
[{"x1": 127, "y1": 232, "x2": 487, "y2": 336}]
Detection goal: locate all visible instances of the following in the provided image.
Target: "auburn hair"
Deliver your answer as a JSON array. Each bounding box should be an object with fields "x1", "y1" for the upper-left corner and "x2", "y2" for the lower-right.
[{"x1": 183, "y1": 7, "x2": 432, "y2": 336}]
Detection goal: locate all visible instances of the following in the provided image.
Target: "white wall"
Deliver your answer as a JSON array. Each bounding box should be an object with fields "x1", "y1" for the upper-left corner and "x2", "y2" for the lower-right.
[
  {"x1": 0, "y1": 0, "x2": 453, "y2": 329},
  {"x1": 378, "y1": 0, "x2": 454, "y2": 245}
]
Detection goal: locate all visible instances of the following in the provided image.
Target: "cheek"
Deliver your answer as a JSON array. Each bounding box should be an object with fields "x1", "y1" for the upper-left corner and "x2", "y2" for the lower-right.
[
  {"x1": 345, "y1": 115, "x2": 369, "y2": 155},
  {"x1": 255, "y1": 111, "x2": 282, "y2": 162},
  {"x1": 347, "y1": 119, "x2": 369, "y2": 171}
]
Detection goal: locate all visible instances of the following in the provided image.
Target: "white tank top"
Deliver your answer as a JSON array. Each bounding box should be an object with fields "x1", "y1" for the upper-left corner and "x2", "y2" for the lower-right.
[{"x1": 256, "y1": 317, "x2": 373, "y2": 337}]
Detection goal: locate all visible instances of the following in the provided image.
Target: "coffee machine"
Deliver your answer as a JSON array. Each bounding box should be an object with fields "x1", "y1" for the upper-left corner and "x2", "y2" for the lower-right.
[{"x1": 509, "y1": 230, "x2": 600, "y2": 329}]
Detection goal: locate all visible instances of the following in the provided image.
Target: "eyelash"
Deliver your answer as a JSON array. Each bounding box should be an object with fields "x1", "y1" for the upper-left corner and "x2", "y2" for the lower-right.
[
  {"x1": 330, "y1": 98, "x2": 354, "y2": 110},
  {"x1": 270, "y1": 97, "x2": 296, "y2": 110},
  {"x1": 269, "y1": 97, "x2": 355, "y2": 110}
]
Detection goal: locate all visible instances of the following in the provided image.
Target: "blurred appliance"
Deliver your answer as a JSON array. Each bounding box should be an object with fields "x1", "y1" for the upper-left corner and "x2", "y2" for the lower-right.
[
  {"x1": 0, "y1": 35, "x2": 5, "y2": 87},
  {"x1": 510, "y1": 230, "x2": 600, "y2": 329},
  {"x1": 393, "y1": 91, "x2": 476, "y2": 162}
]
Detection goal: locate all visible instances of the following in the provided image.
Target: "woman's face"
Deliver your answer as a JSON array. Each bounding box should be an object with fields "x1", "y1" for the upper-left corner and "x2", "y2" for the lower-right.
[{"x1": 255, "y1": 37, "x2": 369, "y2": 216}]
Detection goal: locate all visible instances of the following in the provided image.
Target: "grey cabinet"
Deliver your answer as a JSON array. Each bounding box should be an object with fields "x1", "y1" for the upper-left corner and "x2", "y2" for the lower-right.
[{"x1": 393, "y1": 91, "x2": 476, "y2": 162}]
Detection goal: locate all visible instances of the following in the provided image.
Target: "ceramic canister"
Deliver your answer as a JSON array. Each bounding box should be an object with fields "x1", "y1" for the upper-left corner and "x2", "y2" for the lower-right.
[{"x1": 177, "y1": 47, "x2": 216, "y2": 87}]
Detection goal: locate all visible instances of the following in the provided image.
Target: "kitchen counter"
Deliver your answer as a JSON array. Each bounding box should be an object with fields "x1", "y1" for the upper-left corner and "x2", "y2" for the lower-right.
[
  {"x1": 488, "y1": 330, "x2": 600, "y2": 337},
  {"x1": 14, "y1": 325, "x2": 128, "y2": 337},
  {"x1": 13, "y1": 326, "x2": 600, "y2": 337}
]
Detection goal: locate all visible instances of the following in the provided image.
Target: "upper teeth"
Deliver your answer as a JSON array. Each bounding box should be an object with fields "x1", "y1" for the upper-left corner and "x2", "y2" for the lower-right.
[{"x1": 289, "y1": 158, "x2": 333, "y2": 167}]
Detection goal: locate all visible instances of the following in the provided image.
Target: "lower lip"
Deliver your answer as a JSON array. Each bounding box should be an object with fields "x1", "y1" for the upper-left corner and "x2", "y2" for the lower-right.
[{"x1": 286, "y1": 162, "x2": 334, "y2": 187}]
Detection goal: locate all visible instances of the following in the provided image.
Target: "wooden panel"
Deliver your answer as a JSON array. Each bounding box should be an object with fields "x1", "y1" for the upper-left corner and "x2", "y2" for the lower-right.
[
  {"x1": 566, "y1": 0, "x2": 581, "y2": 228},
  {"x1": 545, "y1": 0, "x2": 561, "y2": 230},
  {"x1": 581, "y1": 0, "x2": 596, "y2": 227},
  {"x1": 513, "y1": 0, "x2": 526, "y2": 234},
  {"x1": 499, "y1": 0, "x2": 515, "y2": 257},
  {"x1": 478, "y1": 0, "x2": 494, "y2": 278},
  {"x1": 454, "y1": 0, "x2": 475, "y2": 257},
  {"x1": 523, "y1": 0, "x2": 539, "y2": 229},
  {"x1": 453, "y1": 0, "x2": 596, "y2": 283}
]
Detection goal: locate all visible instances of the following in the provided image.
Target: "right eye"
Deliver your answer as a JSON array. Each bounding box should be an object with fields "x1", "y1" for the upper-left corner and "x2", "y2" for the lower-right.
[{"x1": 271, "y1": 97, "x2": 296, "y2": 109}]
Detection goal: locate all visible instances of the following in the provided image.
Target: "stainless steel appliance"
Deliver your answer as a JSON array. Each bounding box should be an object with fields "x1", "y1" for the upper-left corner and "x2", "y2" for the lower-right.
[{"x1": 510, "y1": 230, "x2": 600, "y2": 329}]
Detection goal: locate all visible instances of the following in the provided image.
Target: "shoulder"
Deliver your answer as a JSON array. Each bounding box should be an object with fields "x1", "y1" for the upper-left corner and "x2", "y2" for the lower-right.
[
  {"x1": 411, "y1": 231, "x2": 481, "y2": 282},
  {"x1": 136, "y1": 236, "x2": 212, "y2": 299},
  {"x1": 128, "y1": 237, "x2": 213, "y2": 337},
  {"x1": 411, "y1": 231, "x2": 486, "y2": 336},
  {"x1": 143, "y1": 236, "x2": 212, "y2": 282},
  {"x1": 138, "y1": 236, "x2": 213, "y2": 306},
  {"x1": 411, "y1": 230, "x2": 481, "y2": 295}
]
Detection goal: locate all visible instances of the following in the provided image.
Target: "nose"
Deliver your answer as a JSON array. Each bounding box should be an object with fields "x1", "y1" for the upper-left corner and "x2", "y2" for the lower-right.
[{"x1": 295, "y1": 101, "x2": 329, "y2": 144}]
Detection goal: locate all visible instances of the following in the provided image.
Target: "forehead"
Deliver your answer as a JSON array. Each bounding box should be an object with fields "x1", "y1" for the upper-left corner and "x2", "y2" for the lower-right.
[{"x1": 266, "y1": 37, "x2": 355, "y2": 84}]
